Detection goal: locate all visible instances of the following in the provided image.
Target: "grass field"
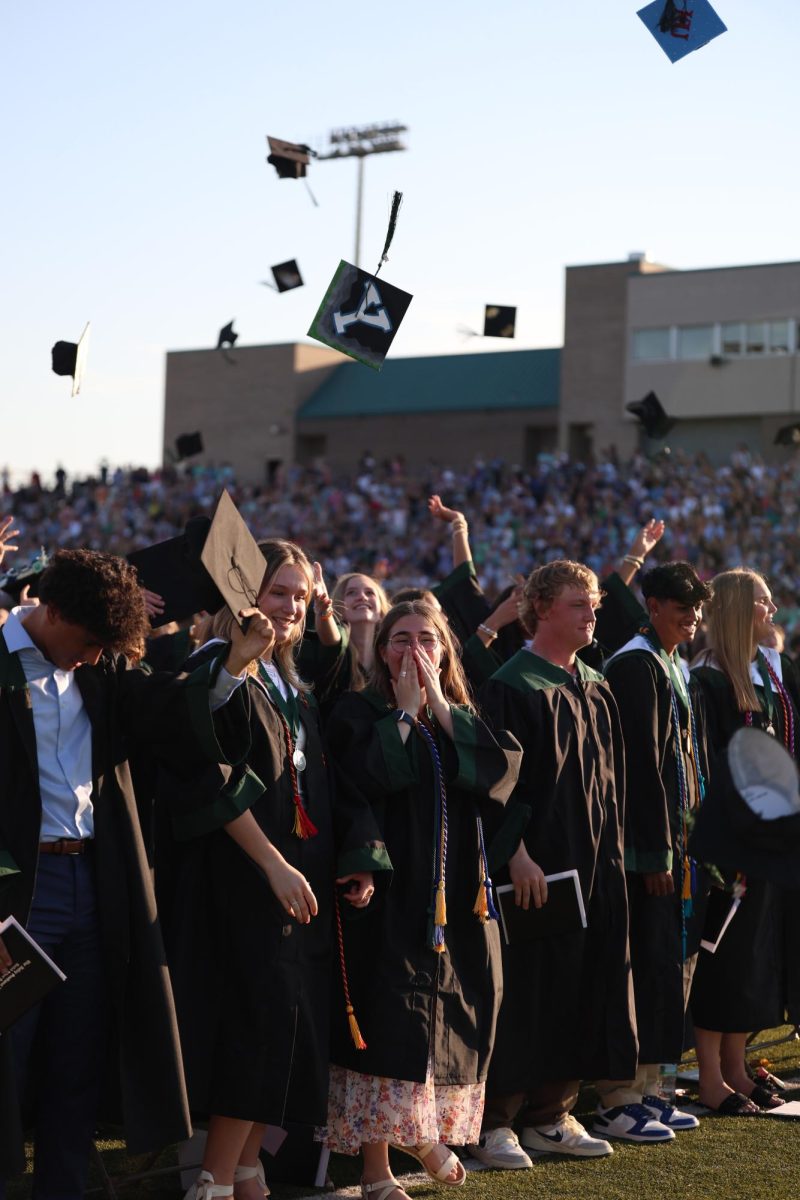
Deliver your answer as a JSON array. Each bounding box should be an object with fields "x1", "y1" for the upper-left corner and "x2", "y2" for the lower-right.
[{"x1": 7, "y1": 1028, "x2": 800, "y2": 1200}]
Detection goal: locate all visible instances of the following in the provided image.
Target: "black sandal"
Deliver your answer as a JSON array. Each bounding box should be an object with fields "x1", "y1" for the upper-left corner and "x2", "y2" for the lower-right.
[
  {"x1": 707, "y1": 1092, "x2": 761, "y2": 1116},
  {"x1": 746, "y1": 1083, "x2": 782, "y2": 1109}
]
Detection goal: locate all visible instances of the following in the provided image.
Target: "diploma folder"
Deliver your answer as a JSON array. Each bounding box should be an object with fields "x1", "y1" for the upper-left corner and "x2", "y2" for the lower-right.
[
  {"x1": 496, "y1": 870, "x2": 588, "y2": 945},
  {"x1": 0, "y1": 915, "x2": 67, "y2": 1032}
]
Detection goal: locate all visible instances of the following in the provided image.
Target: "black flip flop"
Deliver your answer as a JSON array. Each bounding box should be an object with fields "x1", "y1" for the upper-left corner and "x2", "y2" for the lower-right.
[{"x1": 707, "y1": 1092, "x2": 761, "y2": 1116}]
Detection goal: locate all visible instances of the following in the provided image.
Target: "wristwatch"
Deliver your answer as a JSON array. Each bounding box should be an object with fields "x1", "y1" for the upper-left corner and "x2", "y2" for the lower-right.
[{"x1": 394, "y1": 709, "x2": 415, "y2": 727}]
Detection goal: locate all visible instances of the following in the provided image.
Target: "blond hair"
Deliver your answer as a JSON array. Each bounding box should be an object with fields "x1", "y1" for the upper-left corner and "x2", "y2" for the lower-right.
[
  {"x1": 332, "y1": 573, "x2": 391, "y2": 622},
  {"x1": 519, "y1": 560, "x2": 602, "y2": 637},
  {"x1": 705, "y1": 568, "x2": 764, "y2": 712}
]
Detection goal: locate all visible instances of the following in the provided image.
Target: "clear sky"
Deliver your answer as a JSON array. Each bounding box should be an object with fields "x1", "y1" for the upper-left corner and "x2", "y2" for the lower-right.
[{"x1": 3, "y1": 1, "x2": 798, "y2": 483}]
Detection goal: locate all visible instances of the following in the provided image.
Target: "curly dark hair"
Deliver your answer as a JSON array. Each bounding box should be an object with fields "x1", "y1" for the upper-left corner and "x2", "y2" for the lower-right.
[
  {"x1": 641, "y1": 561, "x2": 711, "y2": 607},
  {"x1": 37, "y1": 549, "x2": 150, "y2": 657}
]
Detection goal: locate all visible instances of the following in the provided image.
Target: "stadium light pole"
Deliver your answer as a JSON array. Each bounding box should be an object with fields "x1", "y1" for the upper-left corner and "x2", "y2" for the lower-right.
[{"x1": 317, "y1": 122, "x2": 408, "y2": 268}]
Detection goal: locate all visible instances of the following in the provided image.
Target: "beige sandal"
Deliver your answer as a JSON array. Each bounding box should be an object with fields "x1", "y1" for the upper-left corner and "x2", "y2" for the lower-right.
[
  {"x1": 234, "y1": 1160, "x2": 270, "y2": 1196},
  {"x1": 390, "y1": 1142, "x2": 466, "y2": 1186},
  {"x1": 361, "y1": 1178, "x2": 410, "y2": 1200}
]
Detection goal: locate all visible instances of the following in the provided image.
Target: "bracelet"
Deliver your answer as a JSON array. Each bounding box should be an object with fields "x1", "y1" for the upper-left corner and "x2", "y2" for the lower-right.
[
  {"x1": 622, "y1": 554, "x2": 644, "y2": 568},
  {"x1": 316, "y1": 607, "x2": 334, "y2": 620},
  {"x1": 450, "y1": 517, "x2": 468, "y2": 535},
  {"x1": 394, "y1": 709, "x2": 415, "y2": 727},
  {"x1": 478, "y1": 623, "x2": 498, "y2": 640}
]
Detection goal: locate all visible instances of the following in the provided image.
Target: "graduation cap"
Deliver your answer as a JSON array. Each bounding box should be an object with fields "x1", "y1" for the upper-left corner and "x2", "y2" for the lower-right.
[
  {"x1": 217, "y1": 321, "x2": 237, "y2": 351},
  {"x1": 266, "y1": 136, "x2": 314, "y2": 180},
  {"x1": 775, "y1": 422, "x2": 800, "y2": 447},
  {"x1": 637, "y1": 0, "x2": 728, "y2": 63},
  {"x1": 129, "y1": 492, "x2": 265, "y2": 628},
  {"x1": 483, "y1": 305, "x2": 516, "y2": 339},
  {"x1": 51, "y1": 322, "x2": 91, "y2": 396},
  {"x1": 200, "y1": 490, "x2": 267, "y2": 627},
  {"x1": 626, "y1": 391, "x2": 676, "y2": 440},
  {"x1": 175, "y1": 431, "x2": 204, "y2": 461},
  {"x1": 308, "y1": 192, "x2": 411, "y2": 371},
  {"x1": 128, "y1": 517, "x2": 220, "y2": 627},
  {"x1": 690, "y1": 728, "x2": 800, "y2": 888},
  {"x1": 270, "y1": 259, "x2": 304, "y2": 293},
  {"x1": 0, "y1": 548, "x2": 50, "y2": 601}
]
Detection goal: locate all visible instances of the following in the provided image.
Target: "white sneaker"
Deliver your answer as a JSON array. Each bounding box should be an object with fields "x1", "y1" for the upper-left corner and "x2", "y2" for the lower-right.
[
  {"x1": 520, "y1": 1114, "x2": 613, "y2": 1157},
  {"x1": 593, "y1": 1102, "x2": 676, "y2": 1143},
  {"x1": 467, "y1": 1127, "x2": 533, "y2": 1169}
]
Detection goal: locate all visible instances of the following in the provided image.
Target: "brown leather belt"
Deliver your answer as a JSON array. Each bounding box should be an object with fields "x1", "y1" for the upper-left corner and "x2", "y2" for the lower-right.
[{"x1": 38, "y1": 838, "x2": 92, "y2": 856}]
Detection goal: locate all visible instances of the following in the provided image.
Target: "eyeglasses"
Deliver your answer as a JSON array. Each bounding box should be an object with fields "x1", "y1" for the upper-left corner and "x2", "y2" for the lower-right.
[{"x1": 388, "y1": 633, "x2": 440, "y2": 651}]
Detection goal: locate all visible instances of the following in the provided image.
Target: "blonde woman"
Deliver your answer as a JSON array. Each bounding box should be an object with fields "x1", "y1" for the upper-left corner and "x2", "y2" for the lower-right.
[
  {"x1": 690, "y1": 569, "x2": 797, "y2": 1114},
  {"x1": 164, "y1": 540, "x2": 390, "y2": 1200}
]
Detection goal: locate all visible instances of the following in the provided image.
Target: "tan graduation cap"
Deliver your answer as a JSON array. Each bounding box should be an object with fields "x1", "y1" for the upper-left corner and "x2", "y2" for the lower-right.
[{"x1": 200, "y1": 490, "x2": 267, "y2": 626}]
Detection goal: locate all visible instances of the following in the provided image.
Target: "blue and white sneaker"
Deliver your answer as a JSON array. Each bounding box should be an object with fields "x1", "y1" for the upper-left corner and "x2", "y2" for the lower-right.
[
  {"x1": 642, "y1": 1093, "x2": 700, "y2": 1130},
  {"x1": 593, "y1": 1102, "x2": 675, "y2": 1142}
]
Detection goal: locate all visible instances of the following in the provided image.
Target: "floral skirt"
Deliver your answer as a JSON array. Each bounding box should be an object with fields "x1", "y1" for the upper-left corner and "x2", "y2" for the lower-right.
[{"x1": 320, "y1": 1062, "x2": 485, "y2": 1156}]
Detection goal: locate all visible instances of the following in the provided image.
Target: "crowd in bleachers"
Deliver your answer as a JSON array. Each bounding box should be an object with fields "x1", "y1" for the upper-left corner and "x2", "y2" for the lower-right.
[{"x1": 4, "y1": 446, "x2": 800, "y2": 633}]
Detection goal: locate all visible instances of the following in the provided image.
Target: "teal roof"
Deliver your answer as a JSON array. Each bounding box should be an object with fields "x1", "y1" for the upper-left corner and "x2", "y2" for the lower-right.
[{"x1": 297, "y1": 348, "x2": 560, "y2": 420}]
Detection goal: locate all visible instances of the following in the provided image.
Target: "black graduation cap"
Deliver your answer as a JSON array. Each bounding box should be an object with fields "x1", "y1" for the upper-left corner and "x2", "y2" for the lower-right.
[
  {"x1": 626, "y1": 391, "x2": 676, "y2": 440},
  {"x1": 217, "y1": 321, "x2": 238, "y2": 350},
  {"x1": 0, "y1": 548, "x2": 50, "y2": 601},
  {"x1": 128, "y1": 517, "x2": 221, "y2": 627},
  {"x1": 271, "y1": 259, "x2": 304, "y2": 293},
  {"x1": 266, "y1": 136, "x2": 314, "y2": 180},
  {"x1": 51, "y1": 322, "x2": 91, "y2": 396},
  {"x1": 200, "y1": 490, "x2": 267, "y2": 627},
  {"x1": 775, "y1": 422, "x2": 800, "y2": 447},
  {"x1": 690, "y1": 728, "x2": 800, "y2": 888},
  {"x1": 175, "y1": 431, "x2": 204, "y2": 461},
  {"x1": 308, "y1": 261, "x2": 412, "y2": 371},
  {"x1": 483, "y1": 305, "x2": 516, "y2": 339}
]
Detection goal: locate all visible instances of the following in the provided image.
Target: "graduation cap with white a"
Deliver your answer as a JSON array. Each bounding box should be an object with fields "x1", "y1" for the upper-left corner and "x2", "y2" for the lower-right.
[
  {"x1": 51, "y1": 322, "x2": 91, "y2": 396},
  {"x1": 637, "y1": 0, "x2": 727, "y2": 63},
  {"x1": 308, "y1": 191, "x2": 412, "y2": 371}
]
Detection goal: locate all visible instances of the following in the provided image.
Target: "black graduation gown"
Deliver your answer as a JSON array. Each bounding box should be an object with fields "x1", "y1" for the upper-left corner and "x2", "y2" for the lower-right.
[
  {"x1": 0, "y1": 633, "x2": 248, "y2": 1176},
  {"x1": 689, "y1": 661, "x2": 798, "y2": 1031},
  {"x1": 480, "y1": 651, "x2": 637, "y2": 1090},
  {"x1": 325, "y1": 689, "x2": 522, "y2": 1085},
  {"x1": 604, "y1": 644, "x2": 710, "y2": 1063},
  {"x1": 162, "y1": 646, "x2": 391, "y2": 1127}
]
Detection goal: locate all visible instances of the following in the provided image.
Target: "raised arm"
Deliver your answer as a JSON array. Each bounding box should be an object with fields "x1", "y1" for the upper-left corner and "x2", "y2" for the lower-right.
[{"x1": 428, "y1": 493, "x2": 471, "y2": 569}]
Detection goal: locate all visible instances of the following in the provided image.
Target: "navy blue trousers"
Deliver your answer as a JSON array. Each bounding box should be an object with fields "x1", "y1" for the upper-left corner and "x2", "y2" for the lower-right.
[{"x1": 0, "y1": 854, "x2": 110, "y2": 1200}]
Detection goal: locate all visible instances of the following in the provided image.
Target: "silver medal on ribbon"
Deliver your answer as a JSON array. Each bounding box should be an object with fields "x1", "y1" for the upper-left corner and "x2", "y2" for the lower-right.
[{"x1": 293, "y1": 747, "x2": 307, "y2": 771}]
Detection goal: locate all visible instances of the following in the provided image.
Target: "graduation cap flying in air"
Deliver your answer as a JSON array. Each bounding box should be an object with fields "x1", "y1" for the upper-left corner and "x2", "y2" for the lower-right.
[
  {"x1": 308, "y1": 192, "x2": 412, "y2": 372},
  {"x1": 174, "y1": 431, "x2": 204, "y2": 461},
  {"x1": 626, "y1": 391, "x2": 676, "y2": 440},
  {"x1": 51, "y1": 322, "x2": 91, "y2": 396},
  {"x1": 128, "y1": 491, "x2": 266, "y2": 628},
  {"x1": 217, "y1": 321, "x2": 238, "y2": 350},
  {"x1": 266, "y1": 136, "x2": 316, "y2": 180},
  {"x1": 483, "y1": 305, "x2": 517, "y2": 339},
  {"x1": 261, "y1": 260, "x2": 304, "y2": 293},
  {"x1": 690, "y1": 727, "x2": 800, "y2": 887},
  {"x1": 774, "y1": 422, "x2": 800, "y2": 447},
  {"x1": 637, "y1": 0, "x2": 728, "y2": 63}
]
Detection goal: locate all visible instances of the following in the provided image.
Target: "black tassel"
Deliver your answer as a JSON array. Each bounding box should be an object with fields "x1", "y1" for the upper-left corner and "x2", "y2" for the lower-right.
[
  {"x1": 374, "y1": 191, "x2": 403, "y2": 276},
  {"x1": 657, "y1": 1, "x2": 680, "y2": 33}
]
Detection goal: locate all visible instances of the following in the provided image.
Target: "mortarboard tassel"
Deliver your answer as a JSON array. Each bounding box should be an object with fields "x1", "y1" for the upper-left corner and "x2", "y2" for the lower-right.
[
  {"x1": 657, "y1": 1, "x2": 680, "y2": 33},
  {"x1": 374, "y1": 191, "x2": 403, "y2": 277},
  {"x1": 474, "y1": 815, "x2": 500, "y2": 923},
  {"x1": 335, "y1": 892, "x2": 367, "y2": 1050}
]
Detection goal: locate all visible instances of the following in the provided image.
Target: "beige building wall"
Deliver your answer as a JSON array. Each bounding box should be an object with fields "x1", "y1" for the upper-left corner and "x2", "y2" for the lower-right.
[
  {"x1": 559, "y1": 258, "x2": 671, "y2": 459},
  {"x1": 163, "y1": 343, "x2": 344, "y2": 484},
  {"x1": 296, "y1": 408, "x2": 558, "y2": 473},
  {"x1": 625, "y1": 263, "x2": 800, "y2": 427}
]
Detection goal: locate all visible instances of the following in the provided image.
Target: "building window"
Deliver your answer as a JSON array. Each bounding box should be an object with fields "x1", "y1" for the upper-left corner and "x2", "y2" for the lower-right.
[
  {"x1": 632, "y1": 328, "x2": 671, "y2": 360},
  {"x1": 768, "y1": 320, "x2": 790, "y2": 353},
  {"x1": 677, "y1": 325, "x2": 714, "y2": 360},
  {"x1": 746, "y1": 321, "x2": 766, "y2": 354},
  {"x1": 721, "y1": 322, "x2": 743, "y2": 355}
]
